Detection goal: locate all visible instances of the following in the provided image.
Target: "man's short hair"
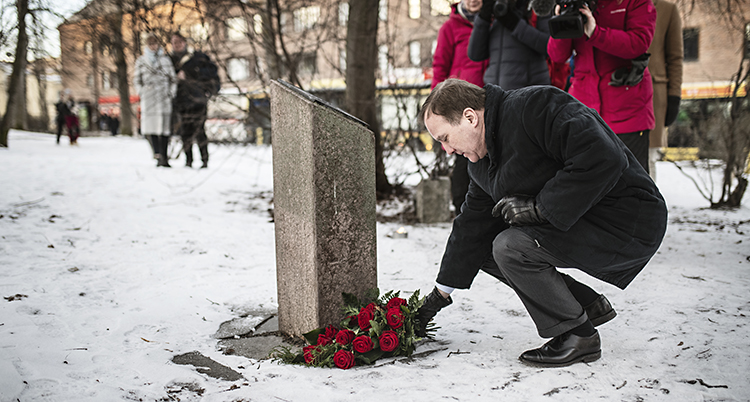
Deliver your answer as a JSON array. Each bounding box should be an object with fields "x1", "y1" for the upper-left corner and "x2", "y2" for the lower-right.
[
  {"x1": 172, "y1": 32, "x2": 186, "y2": 41},
  {"x1": 419, "y1": 78, "x2": 485, "y2": 126}
]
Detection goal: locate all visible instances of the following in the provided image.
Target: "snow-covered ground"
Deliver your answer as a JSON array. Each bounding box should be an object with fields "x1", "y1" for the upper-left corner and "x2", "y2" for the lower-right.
[{"x1": 1, "y1": 130, "x2": 748, "y2": 401}]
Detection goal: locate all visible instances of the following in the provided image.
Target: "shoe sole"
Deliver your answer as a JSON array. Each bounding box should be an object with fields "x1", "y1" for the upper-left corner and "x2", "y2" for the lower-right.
[
  {"x1": 519, "y1": 350, "x2": 602, "y2": 368},
  {"x1": 590, "y1": 309, "x2": 617, "y2": 327}
]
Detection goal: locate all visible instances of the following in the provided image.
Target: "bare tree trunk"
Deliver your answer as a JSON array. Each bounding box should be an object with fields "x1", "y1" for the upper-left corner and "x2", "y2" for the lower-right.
[
  {"x1": 345, "y1": 0, "x2": 391, "y2": 196},
  {"x1": 33, "y1": 58, "x2": 50, "y2": 131},
  {"x1": 112, "y1": 0, "x2": 134, "y2": 136},
  {"x1": 262, "y1": 0, "x2": 281, "y2": 81},
  {"x1": 0, "y1": 0, "x2": 30, "y2": 147}
]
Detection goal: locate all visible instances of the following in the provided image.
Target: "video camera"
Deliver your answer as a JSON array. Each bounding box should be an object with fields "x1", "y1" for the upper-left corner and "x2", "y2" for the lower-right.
[{"x1": 548, "y1": 0, "x2": 595, "y2": 39}]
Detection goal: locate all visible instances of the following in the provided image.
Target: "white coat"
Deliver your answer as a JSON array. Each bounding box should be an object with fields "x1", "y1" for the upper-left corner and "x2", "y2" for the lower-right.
[{"x1": 134, "y1": 48, "x2": 176, "y2": 136}]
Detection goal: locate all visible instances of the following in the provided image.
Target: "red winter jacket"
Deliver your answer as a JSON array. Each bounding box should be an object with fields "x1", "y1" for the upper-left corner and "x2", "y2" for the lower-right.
[
  {"x1": 547, "y1": 0, "x2": 656, "y2": 133},
  {"x1": 432, "y1": 4, "x2": 489, "y2": 89}
]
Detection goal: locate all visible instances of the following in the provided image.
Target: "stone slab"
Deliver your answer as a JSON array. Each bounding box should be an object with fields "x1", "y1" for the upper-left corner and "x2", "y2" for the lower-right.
[
  {"x1": 416, "y1": 177, "x2": 452, "y2": 223},
  {"x1": 270, "y1": 80, "x2": 378, "y2": 338}
]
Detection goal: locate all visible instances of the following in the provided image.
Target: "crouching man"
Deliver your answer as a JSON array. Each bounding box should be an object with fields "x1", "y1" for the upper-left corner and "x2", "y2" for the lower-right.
[{"x1": 416, "y1": 79, "x2": 667, "y2": 367}]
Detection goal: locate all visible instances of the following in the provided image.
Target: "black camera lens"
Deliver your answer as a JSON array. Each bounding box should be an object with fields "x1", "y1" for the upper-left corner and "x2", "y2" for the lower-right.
[{"x1": 494, "y1": 0, "x2": 509, "y2": 16}]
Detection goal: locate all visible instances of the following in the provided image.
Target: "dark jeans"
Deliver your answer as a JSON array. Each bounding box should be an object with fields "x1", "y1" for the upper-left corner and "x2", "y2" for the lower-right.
[
  {"x1": 618, "y1": 130, "x2": 650, "y2": 174},
  {"x1": 175, "y1": 112, "x2": 208, "y2": 166}
]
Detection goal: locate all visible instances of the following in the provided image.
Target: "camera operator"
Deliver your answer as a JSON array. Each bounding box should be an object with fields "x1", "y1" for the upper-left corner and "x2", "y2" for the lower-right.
[
  {"x1": 467, "y1": 0, "x2": 552, "y2": 90},
  {"x1": 547, "y1": 0, "x2": 656, "y2": 173}
]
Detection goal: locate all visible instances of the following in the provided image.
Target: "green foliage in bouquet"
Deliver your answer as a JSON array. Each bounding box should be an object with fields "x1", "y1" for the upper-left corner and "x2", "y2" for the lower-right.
[{"x1": 272, "y1": 289, "x2": 425, "y2": 369}]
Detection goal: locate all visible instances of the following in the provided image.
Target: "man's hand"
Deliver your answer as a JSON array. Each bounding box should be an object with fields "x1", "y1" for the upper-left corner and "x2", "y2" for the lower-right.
[
  {"x1": 492, "y1": 195, "x2": 548, "y2": 226},
  {"x1": 415, "y1": 287, "x2": 453, "y2": 337},
  {"x1": 665, "y1": 96, "x2": 681, "y2": 126},
  {"x1": 580, "y1": 4, "x2": 597, "y2": 38},
  {"x1": 479, "y1": 0, "x2": 494, "y2": 22},
  {"x1": 177, "y1": 70, "x2": 186, "y2": 80}
]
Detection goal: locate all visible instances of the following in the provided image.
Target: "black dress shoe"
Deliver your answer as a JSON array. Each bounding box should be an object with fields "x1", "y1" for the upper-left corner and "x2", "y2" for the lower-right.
[
  {"x1": 585, "y1": 295, "x2": 617, "y2": 327},
  {"x1": 519, "y1": 331, "x2": 601, "y2": 367}
]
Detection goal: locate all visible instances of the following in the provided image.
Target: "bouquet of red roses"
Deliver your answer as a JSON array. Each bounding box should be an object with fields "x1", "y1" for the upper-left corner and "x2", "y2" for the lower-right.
[{"x1": 273, "y1": 289, "x2": 425, "y2": 369}]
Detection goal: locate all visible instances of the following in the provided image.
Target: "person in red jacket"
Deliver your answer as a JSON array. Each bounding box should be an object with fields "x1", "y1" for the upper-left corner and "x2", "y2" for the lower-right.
[
  {"x1": 432, "y1": 0, "x2": 489, "y2": 213},
  {"x1": 547, "y1": 0, "x2": 656, "y2": 173}
]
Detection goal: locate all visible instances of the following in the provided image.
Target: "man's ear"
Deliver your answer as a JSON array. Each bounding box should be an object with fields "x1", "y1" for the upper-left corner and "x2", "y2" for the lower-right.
[{"x1": 463, "y1": 108, "x2": 478, "y2": 126}]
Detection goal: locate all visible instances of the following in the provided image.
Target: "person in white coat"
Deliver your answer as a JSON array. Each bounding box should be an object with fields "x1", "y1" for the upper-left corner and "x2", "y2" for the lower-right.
[{"x1": 135, "y1": 34, "x2": 177, "y2": 167}]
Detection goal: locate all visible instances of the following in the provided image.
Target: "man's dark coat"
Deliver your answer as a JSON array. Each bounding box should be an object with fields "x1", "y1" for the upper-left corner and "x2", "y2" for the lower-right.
[{"x1": 437, "y1": 84, "x2": 668, "y2": 290}]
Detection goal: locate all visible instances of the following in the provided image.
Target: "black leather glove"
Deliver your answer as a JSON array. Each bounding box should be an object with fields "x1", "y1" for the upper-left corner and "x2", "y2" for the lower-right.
[
  {"x1": 496, "y1": 7, "x2": 520, "y2": 31},
  {"x1": 665, "y1": 95, "x2": 680, "y2": 126},
  {"x1": 416, "y1": 287, "x2": 453, "y2": 337},
  {"x1": 492, "y1": 195, "x2": 548, "y2": 226},
  {"x1": 479, "y1": 0, "x2": 494, "y2": 22}
]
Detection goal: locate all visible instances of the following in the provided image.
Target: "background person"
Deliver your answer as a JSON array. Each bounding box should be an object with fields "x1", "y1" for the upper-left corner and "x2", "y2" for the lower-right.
[
  {"x1": 54, "y1": 90, "x2": 71, "y2": 145},
  {"x1": 432, "y1": 0, "x2": 489, "y2": 213},
  {"x1": 547, "y1": 0, "x2": 656, "y2": 173},
  {"x1": 647, "y1": 0, "x2": 683, "y2": 180},
  {"x1": 415, "y1": 79, "x2": 667, "y2": 367},
  {"x1": 135, "y1": 34, "x2": 176, "y2": 168},
  {"x1": 169, "y1": 33, "x2": 220, "y2": 169}
]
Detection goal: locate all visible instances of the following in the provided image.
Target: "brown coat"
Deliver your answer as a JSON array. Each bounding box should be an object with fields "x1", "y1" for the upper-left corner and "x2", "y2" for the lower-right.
[{"x1": 648, "y1": 0, "x2": 683, "y2": 148}]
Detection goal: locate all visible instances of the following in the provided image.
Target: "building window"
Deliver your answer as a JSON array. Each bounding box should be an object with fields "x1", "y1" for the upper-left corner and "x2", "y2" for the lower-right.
[
  {"x1": 86, "y1": 74, "x2": 94, "y2": 88},
  {"x1": 409, "y1": 41, "x2": 421, "y2": 66},
  {"x1": 378, "y1": 45, "x2": 391, "y2": 75},
  {"x1": 431, "y1": 39, "x2": 437, "y2": 56},
  {"x1": 190, "y1": 23, "x2": 209, "y2": 44},
  {"x1": 379, "y1": 0, "x2": 388, "y2": 21},
  {"x1": 227, "y1": 58, "x2": 250, "y2": 81},
  {"x1": 339, "y1": 2, "x2": 349, "y2": 26},
  {"x1": 294, "y1": 6, "x2": 320, "y2": 32},
  {"x1": 683, "y1": 27, "x2": 699, "y2": 61},
  {"x1": 299, "y1": 53, "x2": 317, "y2": 76},
  {"x1": 84, "y1": 41, "x2": 93, "y2": 54},
  {"x1": 102, "y1": 71, "x2": 111, "y2": 90},
  {"x1": 254, "y1": 14, "x2": 264, "y2": 35},
  {"x1": 744, "y1": 23, "x2": 750, "y2": 60},
  {"x1": 430, "y1": 0, "x2": 451, "y2": 16},
  {"x1": 227, "y1": 17, "x2": 248, "y2": 41},
  {"x1": 340, "y1": 48, "x2": 347, "y2": 71},
  {"x1": 409, "y1": 0, "x2": 421, "y2": 19}
]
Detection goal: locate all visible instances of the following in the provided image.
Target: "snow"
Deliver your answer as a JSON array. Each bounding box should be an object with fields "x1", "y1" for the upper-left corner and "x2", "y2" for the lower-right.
[{"x1": 1, "y1": 129, "x2": 749, "y2": 401}]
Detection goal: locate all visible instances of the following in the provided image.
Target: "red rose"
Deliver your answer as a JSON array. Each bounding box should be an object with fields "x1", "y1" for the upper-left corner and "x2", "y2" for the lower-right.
[
  {"x1": 317, "y1": 333, "x2": 333, "y2": 346},
  {"x1": 324, "y1": 325, "x2": 338, "y2": 339},
  {"x1": 335, "y1": 329, "x2": 355, "y2": 345},
  {"x1": 379, "y1": 330, "x2": 399, "y2": 352},
  {"x1": 303, "y1": 345, "x2": 318, "y2": 364},
  {"x1": 358, "y1": 307, "x2": 375, "y2": 330},
  {"x1": 364, "y1": 303, "x2": 377, "y2": 312},
  {"x1": 353, "y1": 335, "x2": 374, "y2": 353},
  {"x1": 386, "y1": 297, "x2": 407, "y2": 310},
  {"x1": 386, "y1": 307, "x2": 404, "y2": 329},
  {"x1": 333, "y1": 349, "x2": 355, "y2": 369}
]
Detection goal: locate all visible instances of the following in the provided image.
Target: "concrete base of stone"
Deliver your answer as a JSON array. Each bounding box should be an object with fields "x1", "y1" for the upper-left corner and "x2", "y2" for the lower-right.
[{"x1": 416, "y1": 177, "x2": 452, "y2": 223}]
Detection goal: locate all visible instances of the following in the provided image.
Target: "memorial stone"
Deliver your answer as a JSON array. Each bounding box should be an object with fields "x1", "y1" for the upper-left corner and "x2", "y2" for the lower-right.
[{"x1": 270, "y1": 80, "x2": 378, "y2": 338}]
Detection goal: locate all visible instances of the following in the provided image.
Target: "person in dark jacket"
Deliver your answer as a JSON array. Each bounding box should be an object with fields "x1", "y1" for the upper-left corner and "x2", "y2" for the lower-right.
[
  {"x1": 468, "y1": 0, "x2": 551, "y2": 90},
  {"x1": 170, "y1": 33, "x2": 220, "y2": 168},
  {"x1": 54, "y1": 91, "x2": 71, "y2": 145},
  {"x1": 415, "y1": 79, "x2": 667, "y2": 367}
]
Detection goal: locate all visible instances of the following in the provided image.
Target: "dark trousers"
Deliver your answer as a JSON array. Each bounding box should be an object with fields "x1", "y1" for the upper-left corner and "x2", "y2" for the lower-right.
[
  {"x1": 618, "y1": 130, "x2": 650, "y2": 174},
  {"x1": 56, "y1": 118, "x2": 65, "y2": 143},
  {"x1": 483, "y1": 228, "x2": 593, "y2": 338},
  {"x1": 451, "y1": 156, "x2": 470, "y2": 213},
  {"x1": 176, "y1": 112, "x2": 208, "y2": 166}
]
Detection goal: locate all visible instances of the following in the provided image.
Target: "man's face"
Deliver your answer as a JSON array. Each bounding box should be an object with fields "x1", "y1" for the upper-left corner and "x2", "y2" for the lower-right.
[
  {"x1": 171, "y1": 35, "x2": 186, "y2": 53},
  {"x1": 424, "y1": 109, "x2": 487, "y2": 163},
  {"x1": 463, "y1": 0, "x2": 482, "y2": 14}
]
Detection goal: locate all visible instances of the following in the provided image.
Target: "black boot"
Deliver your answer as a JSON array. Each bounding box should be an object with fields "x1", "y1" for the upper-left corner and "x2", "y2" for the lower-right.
[
  {"x1": 157, "y1": 136, "x2": 171, "y2": 168},
  {"x1": 415, "y1": 287, "x2": 452, "y2": 337}
]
